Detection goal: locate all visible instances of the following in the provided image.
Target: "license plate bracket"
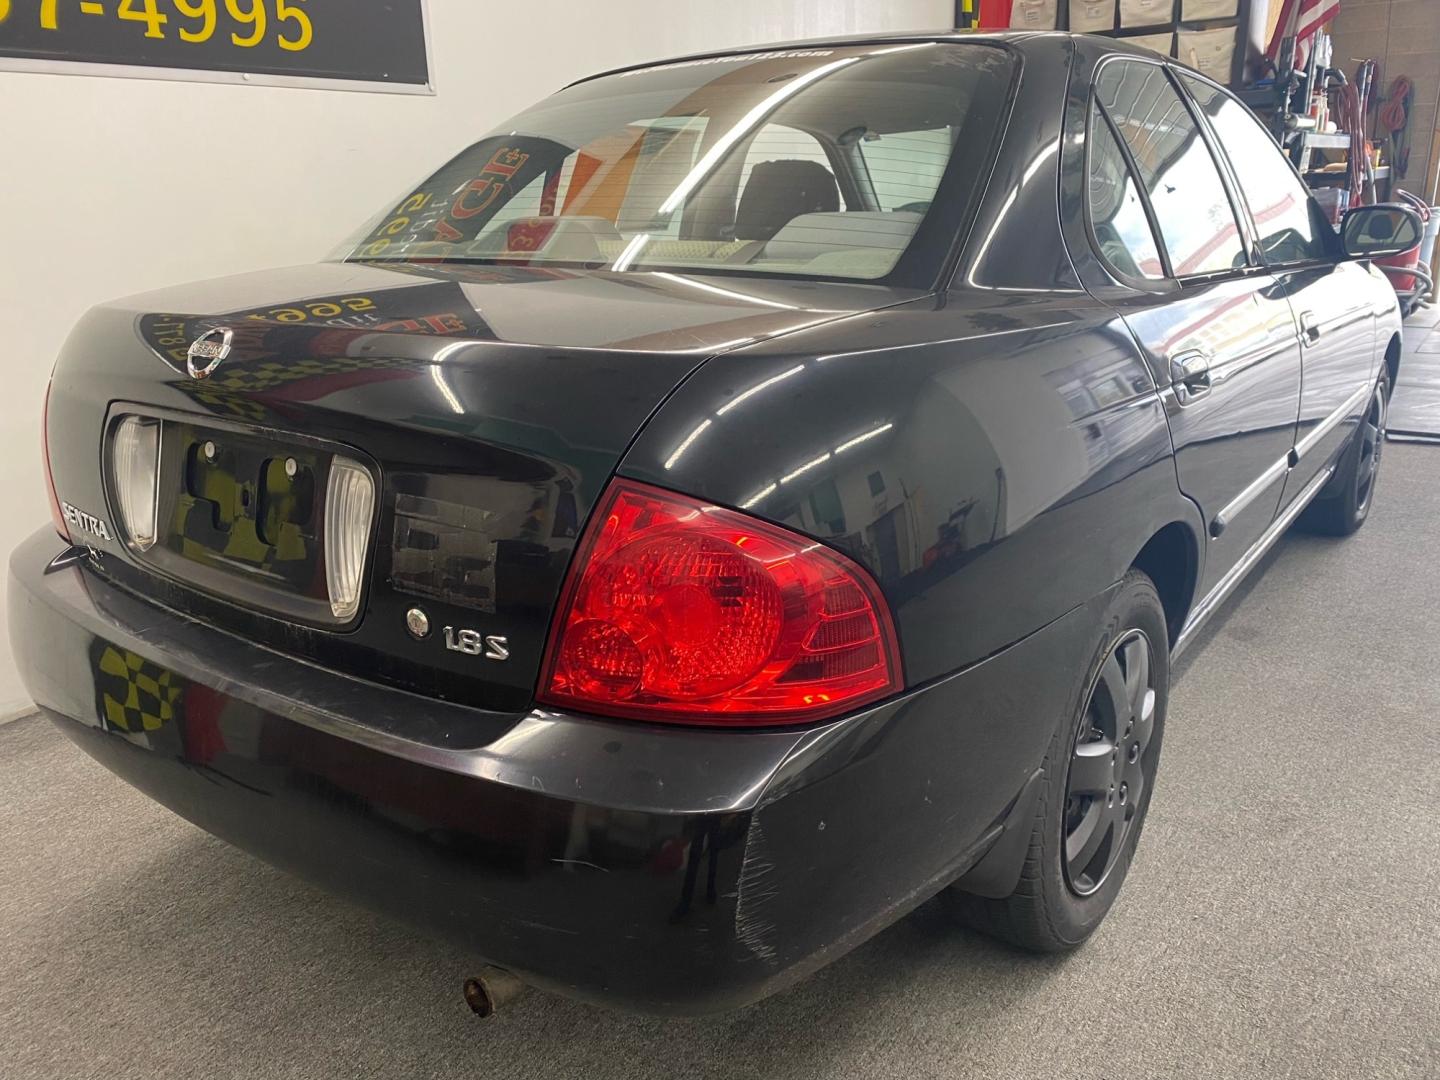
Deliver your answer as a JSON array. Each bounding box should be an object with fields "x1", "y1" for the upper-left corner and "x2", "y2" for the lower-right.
[{"x1": 110, "y1": 410, "x2": 366, "y2": 627}]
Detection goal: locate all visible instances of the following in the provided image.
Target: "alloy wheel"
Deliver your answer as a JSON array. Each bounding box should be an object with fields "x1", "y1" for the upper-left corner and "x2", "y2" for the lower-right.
[
  {"x1": 1062, "y1": 629, "x2": 1157, "y2": 897},
  {"x1": 1355, "y1": 382, "x2": 1387, "y2": 514}
]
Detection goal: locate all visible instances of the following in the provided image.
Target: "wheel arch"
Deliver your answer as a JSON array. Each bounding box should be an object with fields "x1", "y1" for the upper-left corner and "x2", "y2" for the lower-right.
[
  {"x1": 1129, "y1": 521, "x2": 1200, "y2": 649},
  {"x1": 1384, "y1": 332, "x2": 1401, "y2": 394}
]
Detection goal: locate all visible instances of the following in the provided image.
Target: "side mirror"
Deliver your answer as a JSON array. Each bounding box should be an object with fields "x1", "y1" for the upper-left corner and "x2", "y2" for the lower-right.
[{"x1": 1341, "y1": 204, "x2": 1423, "y2": 259}]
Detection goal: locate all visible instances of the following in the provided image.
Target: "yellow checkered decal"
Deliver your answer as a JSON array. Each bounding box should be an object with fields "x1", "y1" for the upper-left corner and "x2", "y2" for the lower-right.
[
  {"x1": 96, "y1": 646, "x2": 183, "y2": 733},
  {"x1": 172, "y1": 452, "x2": 310, "y2": 575}
]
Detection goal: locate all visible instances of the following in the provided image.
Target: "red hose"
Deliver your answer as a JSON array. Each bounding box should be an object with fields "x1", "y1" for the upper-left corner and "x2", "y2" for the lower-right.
[
  {"x1": 1378, "y1": 76, "x2": 1413, "y2": 176},
  {"x1": 1331, "y1": 78, "x2": 1367, "y2": 202},
  {"x1": 1378, "y1": 76, "x2": 1412, "y2": 134}
]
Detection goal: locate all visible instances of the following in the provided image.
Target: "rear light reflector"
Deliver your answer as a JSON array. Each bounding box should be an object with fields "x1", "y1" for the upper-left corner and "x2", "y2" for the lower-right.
[
  {"x1": 539, "y1": 479, "x2": 903, "y2": 725},
  {"x1": 324, "y1": 456, "x2": 376, "y2": 620},
  {"x1": 112, "y1": 415, "x2": 161, "y2": 550},
  {"x1": 42, "y1": 380, "x2": 69, "y2": 543}
]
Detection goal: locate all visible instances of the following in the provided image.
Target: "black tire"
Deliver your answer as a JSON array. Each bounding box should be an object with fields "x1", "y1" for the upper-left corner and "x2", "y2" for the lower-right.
[
  {"x1": 1298, "y1": 370, "x2": 1389, "y2": 537},
  {"x1": 948, "y1": 569, "x2": 1169, "y2": 951}
]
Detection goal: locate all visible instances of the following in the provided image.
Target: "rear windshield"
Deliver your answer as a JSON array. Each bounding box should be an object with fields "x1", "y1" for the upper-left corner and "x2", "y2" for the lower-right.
[{"x1": 340, "y1": 43, "x2": 1014, "y2": 284}]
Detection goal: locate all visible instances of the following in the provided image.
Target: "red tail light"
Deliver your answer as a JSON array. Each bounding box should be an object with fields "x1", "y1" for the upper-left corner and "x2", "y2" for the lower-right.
[
  {"x1": 42, "y1": 380, "x2": 70, "y2": 543},
  {"x1": 538, "y1": 479, "x2": 903, "y2": 725}
]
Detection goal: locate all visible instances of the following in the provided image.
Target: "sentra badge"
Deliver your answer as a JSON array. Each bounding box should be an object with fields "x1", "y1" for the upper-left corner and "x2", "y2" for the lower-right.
[
  {"x1": 186, "y1": 327, "x2": 234, "y2": 380},
  {"x1": 61, "y1": 501, "x2": 113, "y2": 542}
]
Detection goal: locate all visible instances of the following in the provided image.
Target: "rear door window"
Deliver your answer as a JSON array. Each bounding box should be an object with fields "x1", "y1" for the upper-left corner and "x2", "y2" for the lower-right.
[
  {"x1": 1095, "y1": 61, "x2": 1247, "y2": 277},
  {"x1": 1180, "y1": 74, "x2": 1331, "y2": 266},
  {"x1": 1086, "y1": 101, "x2": 1166, "y2": 280}
]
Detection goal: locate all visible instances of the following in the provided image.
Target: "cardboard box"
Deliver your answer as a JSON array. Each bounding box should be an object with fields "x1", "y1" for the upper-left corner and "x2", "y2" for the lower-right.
[
  {"x1": 1181, "y1": 0, "x2": 1238, "y2": 19},
  {"x1": 1125, "y1": 31, "x2": 1176, "y2": 55},
  {"x1": 1176, "y1": 26, "x2": 1236, "y2": 81},
  {"x1": 1070, "y1": 0, "x2": 1117, "y2": 32},
  {"x1": 1010, "y1": 0, "x2": 1060, "y2": 28},
  {"x1": 1119, "y1": 0, "x2": 1174, "y2": 27}
]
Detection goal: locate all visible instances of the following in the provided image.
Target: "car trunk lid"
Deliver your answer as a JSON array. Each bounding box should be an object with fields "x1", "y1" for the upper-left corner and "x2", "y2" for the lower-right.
[{"x1": 46, "y1": 260, "x2": 918, "y2": 712}]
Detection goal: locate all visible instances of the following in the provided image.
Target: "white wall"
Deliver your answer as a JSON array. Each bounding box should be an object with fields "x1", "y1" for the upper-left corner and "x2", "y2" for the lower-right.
[{"x1": 0, "y1": 0, "x2": 950, "y2": 711}]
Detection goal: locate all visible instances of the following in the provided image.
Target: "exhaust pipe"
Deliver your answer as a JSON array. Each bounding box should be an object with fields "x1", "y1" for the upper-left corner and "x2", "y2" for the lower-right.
[{"x1": 463, "y1": 966, "x2": 527, "y2": 1018}]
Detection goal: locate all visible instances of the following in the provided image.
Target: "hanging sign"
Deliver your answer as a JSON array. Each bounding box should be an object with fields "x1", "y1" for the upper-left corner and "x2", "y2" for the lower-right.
[{"x1": 0, "y1": 0, "x2": 431, "y2": 93}]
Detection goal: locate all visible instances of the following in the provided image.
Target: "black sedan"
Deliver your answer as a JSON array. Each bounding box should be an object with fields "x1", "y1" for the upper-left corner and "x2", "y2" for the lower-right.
[{"x1": 9, "y1": 32, "x2": 1419, "y2": 1015}]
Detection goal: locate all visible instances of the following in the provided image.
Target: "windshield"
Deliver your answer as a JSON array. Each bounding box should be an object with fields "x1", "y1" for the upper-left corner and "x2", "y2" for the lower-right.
[{"x1": 340, "y1": 42, "x2": 1014, "y2": 284}]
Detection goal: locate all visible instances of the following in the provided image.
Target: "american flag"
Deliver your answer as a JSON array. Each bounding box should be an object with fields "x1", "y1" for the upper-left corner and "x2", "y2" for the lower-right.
[{"x1": 1267, "y1": 0, "x2": 1342, "y2": 60}]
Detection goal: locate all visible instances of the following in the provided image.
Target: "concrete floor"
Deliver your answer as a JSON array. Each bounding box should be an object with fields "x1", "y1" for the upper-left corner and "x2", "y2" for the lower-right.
[{"x1": 4, "y1": 394, "x2": 1440, "y2": 1079}]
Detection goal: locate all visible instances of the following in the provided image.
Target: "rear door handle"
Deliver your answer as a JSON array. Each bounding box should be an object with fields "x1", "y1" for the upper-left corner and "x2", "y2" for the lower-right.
[
  {"x1": 1299, "y1": 310, "x2": 1321, "y2": 346},
  {"x1": 1169, "y1": 350, "x2": 1212, "y2": 405}
]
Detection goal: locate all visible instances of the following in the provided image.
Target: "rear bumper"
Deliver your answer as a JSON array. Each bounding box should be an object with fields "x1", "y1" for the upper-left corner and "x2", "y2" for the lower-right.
[{"x1": 8, "y1": 528, "x2": 1097, "y2": 1014}]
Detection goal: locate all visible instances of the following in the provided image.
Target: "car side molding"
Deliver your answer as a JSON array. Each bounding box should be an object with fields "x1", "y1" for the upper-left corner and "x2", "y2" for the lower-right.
[
  {"x1": 1210, "y1": 381, "x2": 1371, "y2": 539},
  {"x1": 1174, "y1": 463, "x2": 1335, "y2": 657},
  {"x1": 1293, "y1": 382, "x2": 1373, "y2": 462}
]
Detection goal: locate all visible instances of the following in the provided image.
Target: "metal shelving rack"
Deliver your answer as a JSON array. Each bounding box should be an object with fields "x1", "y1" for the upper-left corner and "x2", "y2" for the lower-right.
[{"x1": 1238, "y1": 31, "x2": 1393, "y2": 205}]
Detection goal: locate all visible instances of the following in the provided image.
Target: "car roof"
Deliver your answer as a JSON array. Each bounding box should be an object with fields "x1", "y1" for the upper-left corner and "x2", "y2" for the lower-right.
[{"x1": 567, "y1": 31, "x2": 1195, "y2": 88}]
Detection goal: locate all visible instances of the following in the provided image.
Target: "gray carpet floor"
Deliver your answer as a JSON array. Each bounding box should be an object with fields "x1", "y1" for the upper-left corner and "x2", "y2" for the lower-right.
[
  {"x1": 3, "y1": 459, "x2": 1438, "y2": 1079},
  {"x1": 1389, "y1": 303, "x2": 1440, "y2": 437}
]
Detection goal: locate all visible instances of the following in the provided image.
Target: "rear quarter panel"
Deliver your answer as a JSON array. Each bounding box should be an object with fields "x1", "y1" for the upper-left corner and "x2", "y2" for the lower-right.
[{"x1": 619, "y1": 292, "x2": 1198, "y2": 684}]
